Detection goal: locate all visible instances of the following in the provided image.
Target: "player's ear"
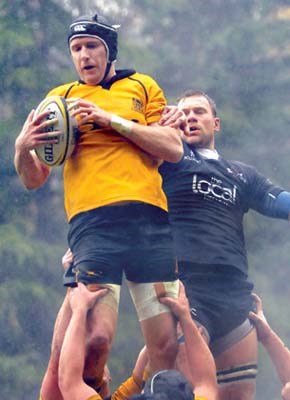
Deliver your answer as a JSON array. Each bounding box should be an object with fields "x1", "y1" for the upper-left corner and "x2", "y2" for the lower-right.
[{"x1": 214, "y1": 117, "x2": 220, "y2": 132}]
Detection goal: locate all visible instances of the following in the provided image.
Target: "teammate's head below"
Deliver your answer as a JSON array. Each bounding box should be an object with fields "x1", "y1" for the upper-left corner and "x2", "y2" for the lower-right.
[{"x1": 143, "y1": 369, "x2": 194, "y2": 400}]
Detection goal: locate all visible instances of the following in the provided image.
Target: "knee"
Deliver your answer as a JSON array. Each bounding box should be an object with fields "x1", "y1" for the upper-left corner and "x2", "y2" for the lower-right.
[
  {"x1": 163, "y1": 335, "x2": 178, "y2": 358},
  {"x1": 87, "y1": 329, "x2": 113, "y2": 357},
  {"x1": 152, "y1": 334, "x2": 178, "y2": 361}
]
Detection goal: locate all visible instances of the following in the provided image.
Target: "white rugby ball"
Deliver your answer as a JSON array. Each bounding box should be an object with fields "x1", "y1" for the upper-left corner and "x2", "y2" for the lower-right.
[{"x1": 34, "y1": 96, "x2": 77, "y2": 167}]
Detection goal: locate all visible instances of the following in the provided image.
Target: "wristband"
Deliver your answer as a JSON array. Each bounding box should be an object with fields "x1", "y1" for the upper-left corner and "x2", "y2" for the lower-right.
[{"x1": 111, "y1": 114, "x2": 133, "y2": 135}]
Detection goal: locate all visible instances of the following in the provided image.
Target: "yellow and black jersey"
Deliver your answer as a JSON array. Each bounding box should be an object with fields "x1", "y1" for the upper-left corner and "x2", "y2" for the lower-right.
[
  {"x1": 110, "y1": 375, "x2": 142, "y2": 400},
  {"x1": 87, "y1": 395, "x2": 102, "y2": 400},
  {"x1": 47, "y1": 69, "x2": 168, "y2": 221}
]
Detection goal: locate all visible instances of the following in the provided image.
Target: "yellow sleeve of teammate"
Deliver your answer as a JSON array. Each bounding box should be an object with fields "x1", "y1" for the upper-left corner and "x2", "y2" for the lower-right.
[
  {"x1": 111, "y1": 375, "x2": 142, "y2": 400},
  {"x1": 86, "y1": 395, "x2": 102, "y2": 400}
]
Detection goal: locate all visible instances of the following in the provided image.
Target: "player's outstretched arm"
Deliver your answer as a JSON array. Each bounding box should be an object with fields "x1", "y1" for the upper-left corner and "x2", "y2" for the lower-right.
[
  {"x1": 249, "y1": 293, "x2": 290, "y2": 387},
  {"x1": 160, "y1": 281, "x2": 218, "y2": 400},
  {"x1": 14, "y1": 110, "x2": 54, "y2": 189},
  {"x1": 58, "y1": 283, "x2": 107, "y2": 400}
]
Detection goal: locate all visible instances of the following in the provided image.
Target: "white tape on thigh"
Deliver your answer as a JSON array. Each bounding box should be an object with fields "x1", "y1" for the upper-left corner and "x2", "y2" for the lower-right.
[
  {"x1": 127, "y1": 280, "x2": 179, "y2": 321},
  {"x1": 87, "y1": 283, "x2": 121, "y2": 312}
]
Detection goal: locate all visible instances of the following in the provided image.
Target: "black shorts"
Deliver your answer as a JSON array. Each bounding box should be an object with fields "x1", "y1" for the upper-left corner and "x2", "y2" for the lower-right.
[
  {"x1": 178, "y1": 263, "x2": 254, "y2": 343},
  {"x1": 64, "y1": 203, "x2": 177, "y2": 286}
]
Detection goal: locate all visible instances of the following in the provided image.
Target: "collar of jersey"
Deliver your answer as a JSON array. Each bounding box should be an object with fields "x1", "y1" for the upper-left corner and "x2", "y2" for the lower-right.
[
  {"x1": 197, "y1": 148, "x2": 219, "y2": 160},
  {"x1": 185, "y1": 142, "x2": 219, "y2": 160},
  {"x1": 78, "y1": 69, "x2": 136, "y2": 89}
]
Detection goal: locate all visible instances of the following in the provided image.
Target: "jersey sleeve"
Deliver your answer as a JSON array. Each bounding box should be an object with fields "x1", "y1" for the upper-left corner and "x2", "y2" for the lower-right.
[
  {"x1": 258, "y1": 190, "x2": 290, "y2": 219},
  {"x1": 136, "y1": 74, "x2": 166, "y2": 125},
  {"x1": 87, "y1": 394, "x2": 102, "y2": 400},
  {"x1": 111, "y1": 375, "x2": 142, "y2": 400},
  {"x1": 235, "y1": 162, "x2": 286, "y2": 218}
]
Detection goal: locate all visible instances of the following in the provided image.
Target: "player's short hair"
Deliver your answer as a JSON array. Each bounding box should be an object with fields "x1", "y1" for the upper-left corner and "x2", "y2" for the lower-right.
[
  {"x1": 68, "y1": 13, "x2": 118, "y2": 62},
  {"x1": 143, "y1": 370, "x2": 194, "y2": 400},
  {"x1": 177, "y1": 89, "x2": 218, "y2": 117}
]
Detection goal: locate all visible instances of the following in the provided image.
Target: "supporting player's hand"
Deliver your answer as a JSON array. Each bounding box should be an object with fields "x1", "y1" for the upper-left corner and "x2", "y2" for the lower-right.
[
  {"x1": 62, "y1": 248, "x2": 73, "y2": 271},
  {"x1": 159, "y1": 280, "x2": 191, "y2": 322},
  {"x1": 248, "y1": 293, "x2": 271, "y2": 342},
  {"x1": 68, "y1": 282, "x2": 108, "y2": 312},
  {"x1": 159, "y1": 105, "x2": 185, "y2": 129}
]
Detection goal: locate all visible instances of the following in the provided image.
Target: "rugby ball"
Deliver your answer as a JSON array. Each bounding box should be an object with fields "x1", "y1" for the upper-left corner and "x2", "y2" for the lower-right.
[{"x1": 34, "y1": 96, "x2": 77, "y2": 167}]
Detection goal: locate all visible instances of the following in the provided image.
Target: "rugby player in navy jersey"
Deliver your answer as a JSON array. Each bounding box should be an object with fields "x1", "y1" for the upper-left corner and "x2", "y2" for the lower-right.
[{"x1": 159, "y1": 90, "x2": 290, "y2": 400}]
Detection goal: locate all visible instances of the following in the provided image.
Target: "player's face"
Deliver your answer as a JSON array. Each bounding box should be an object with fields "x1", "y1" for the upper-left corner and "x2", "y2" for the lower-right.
[
  {"x1": 70, "y1": 37, "x2": 109, "y2": 85},
  {"x1": 178, "y1": 96, "x2": 220, "y2": 149}
]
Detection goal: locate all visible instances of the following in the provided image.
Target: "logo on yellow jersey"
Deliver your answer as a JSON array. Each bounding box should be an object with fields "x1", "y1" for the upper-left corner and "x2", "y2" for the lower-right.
[{"x1": 132, "y1": 97, "x2": 144, "y2": 113}]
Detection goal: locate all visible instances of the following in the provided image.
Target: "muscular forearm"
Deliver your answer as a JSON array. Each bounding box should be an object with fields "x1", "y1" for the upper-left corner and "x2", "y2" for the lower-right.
[
  {"x1": 59, "y1": 308, "x2": 87, "y2": 383},
  {"x1": 14, "y1": 148, "x2": 50, "y2": 189},
  {"x1": 261, "y1": 328, "x2": 290, "y2": 385},
  {"x1": 111, "y1": 116, "x2": 183, "y2": 163},
  {"x1": 132, "y1": 346, "x2": 148, "y2": 385},
  {"x1": 180, "y1": 314, "x2": 217, "y2": 400}
]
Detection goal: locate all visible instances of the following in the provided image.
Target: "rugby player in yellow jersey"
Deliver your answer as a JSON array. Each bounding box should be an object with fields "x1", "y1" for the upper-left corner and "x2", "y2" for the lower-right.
[{"x1": 14, "y1": 11, "x2": 183, "y2": 400}]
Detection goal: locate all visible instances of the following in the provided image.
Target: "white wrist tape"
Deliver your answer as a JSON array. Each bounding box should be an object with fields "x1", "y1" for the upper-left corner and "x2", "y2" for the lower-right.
[{"x1": 111, "y1": 115, "x2": 133, "y2": 135}]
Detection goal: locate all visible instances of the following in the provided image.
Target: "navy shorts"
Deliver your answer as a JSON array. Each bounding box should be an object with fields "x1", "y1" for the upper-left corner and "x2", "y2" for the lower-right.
[
  {"x1": 178, "y1": 262, "x2": 254, "y2": 350},
  {"x1": 64, "y1": 203, "x2": 177, "y2": 286}
]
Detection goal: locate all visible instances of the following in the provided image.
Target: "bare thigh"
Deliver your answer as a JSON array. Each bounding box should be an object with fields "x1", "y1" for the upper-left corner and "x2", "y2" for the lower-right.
[{"x1": 215, "y1": 329, "x2": 258, "y2": 400}]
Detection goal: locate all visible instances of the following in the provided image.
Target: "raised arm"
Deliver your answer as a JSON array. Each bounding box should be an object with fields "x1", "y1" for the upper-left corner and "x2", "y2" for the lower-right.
[
  {"x1": 249, "y1": 293, "x2": 290, "y2": 388},
  {"x1": 69, "y1": 99, "x2": 183, "y2": 163},
  {"x1": 58, "y1": 283, "x2": 107, "y2": 400},
  {"x1": 160, "y1": 281, "x2": 218, "y2": 400}
]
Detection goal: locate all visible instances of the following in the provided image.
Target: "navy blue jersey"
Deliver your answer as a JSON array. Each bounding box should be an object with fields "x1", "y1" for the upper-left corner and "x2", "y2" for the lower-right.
[{"x1": 159, "y1": 142, "x2": 284, "y2": 274}]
